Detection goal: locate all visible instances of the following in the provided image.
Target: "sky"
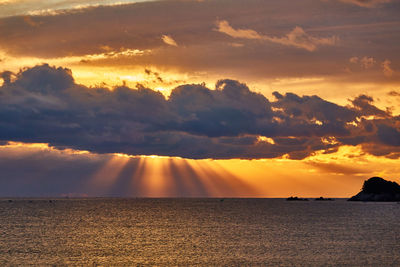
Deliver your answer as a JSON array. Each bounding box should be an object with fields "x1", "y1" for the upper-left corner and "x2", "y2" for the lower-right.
[{"x1": 0, "y1": 0, "x2": 400, "y2": 197}]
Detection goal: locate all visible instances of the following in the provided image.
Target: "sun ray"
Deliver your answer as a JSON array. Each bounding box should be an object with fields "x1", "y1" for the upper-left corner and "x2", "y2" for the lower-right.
[
  {"x1": 138, "y1": 157, "x2": 172, "y2": 197},
  {"x1": 88, "y1": 154, "x2": 130, "y2": 193},
  {"x1": 185, "y1": 159, "x2": 232, "y2": 197},
  {"x1": 209, "y1": 161, "x2": 261, "y2": 197},
  {"x1": 168, "y1": 158, "x2": 210, "y2": 197}
]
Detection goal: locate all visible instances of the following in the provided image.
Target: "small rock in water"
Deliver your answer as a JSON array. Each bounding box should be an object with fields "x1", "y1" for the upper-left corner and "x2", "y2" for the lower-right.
[{"x1": 286, "y1": 196, "x2": 308, "y2": 201}]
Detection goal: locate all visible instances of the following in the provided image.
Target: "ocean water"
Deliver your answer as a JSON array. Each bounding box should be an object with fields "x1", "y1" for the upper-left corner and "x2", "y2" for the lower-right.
[{"x1": 0, "y1": 198, "x2": 399, "y2": 266}]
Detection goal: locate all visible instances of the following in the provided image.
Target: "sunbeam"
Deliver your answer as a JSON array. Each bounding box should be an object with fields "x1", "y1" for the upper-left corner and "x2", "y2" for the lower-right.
[
  {"x1": 88, "y1": 155, "x2": 130, "y2": 193},
  {"x1": 125, "y1": 156, "x2": 261, "y2": 197}
]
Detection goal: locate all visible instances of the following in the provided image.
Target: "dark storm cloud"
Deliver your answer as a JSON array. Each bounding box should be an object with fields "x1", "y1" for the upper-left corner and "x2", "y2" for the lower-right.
[
  {"x1": 1, "y1": 64, "x2": 400, "y2": 159},
  {"x1": 0, "y1": 71, "x2": 13, "y2": 85},
  {"x1": 376, "y1": 124, "x2": 400, "y2": 146}
]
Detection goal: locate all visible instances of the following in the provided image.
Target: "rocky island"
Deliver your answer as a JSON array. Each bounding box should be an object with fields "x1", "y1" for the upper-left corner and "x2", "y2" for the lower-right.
[
  {"x1": 286, "y1": 196, "x2": 309, "y2": 201},
  {"x1": 348, "y1": 177, "x2": 400, "y2": 202}
]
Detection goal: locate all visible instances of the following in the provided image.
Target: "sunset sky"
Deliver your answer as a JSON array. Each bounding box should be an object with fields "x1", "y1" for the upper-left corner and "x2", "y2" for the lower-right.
[{"x1": 0, "y1": 0, "x2": 400, "y2": 197}]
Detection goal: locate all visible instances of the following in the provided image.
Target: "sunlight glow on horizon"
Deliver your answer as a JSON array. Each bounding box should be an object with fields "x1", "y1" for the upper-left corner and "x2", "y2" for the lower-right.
[
  {"x1": 1, "y1": 141, "x2": 399, "y2": 197},
  {"x1": 0, "y1": 0, "x2": 399, "y2": 199}
]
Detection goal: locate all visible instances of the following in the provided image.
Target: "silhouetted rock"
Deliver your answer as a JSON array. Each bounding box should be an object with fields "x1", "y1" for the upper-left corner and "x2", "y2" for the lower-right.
[
  {"x1": 286, "y1": 196, "x2": 308, "y2": 201},
  {"x1": 348, "y1": 177, "x2": 400, "y2": 202},
  {"x1": 315, "y1": 197, "x2": 333, "y2": 201}
]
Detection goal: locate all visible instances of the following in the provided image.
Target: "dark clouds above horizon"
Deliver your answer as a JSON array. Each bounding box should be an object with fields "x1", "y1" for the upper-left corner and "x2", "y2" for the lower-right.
[{"x1": 1, "y1": 64, "x2": 400, "y2": 160}]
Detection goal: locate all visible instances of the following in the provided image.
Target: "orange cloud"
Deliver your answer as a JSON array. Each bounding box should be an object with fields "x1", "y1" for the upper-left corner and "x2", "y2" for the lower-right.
[
  {"x1": 23, "y1": 16, "x2": 41, "y2": 27},
  {"x1": 161, "y1": 35, "x2": 178, "y2": 47},
  {"x1": 215, "y1": 20, "x2": 337, "y2": 51},
  {"x1": 382, "y1": 59, "x2": 394, "y2": 77},
  {"x1": 339, "y1": 0, "x2": 392, "y2": 7},
  {"x1": 349, "y1": 56, "x2": 376, "y2": 69}
]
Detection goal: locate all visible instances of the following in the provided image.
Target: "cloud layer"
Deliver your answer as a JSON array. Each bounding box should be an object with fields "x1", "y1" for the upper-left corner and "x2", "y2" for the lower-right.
[
  {"x1": 0, "y1": 0, "x2": 399, "y2": 86},
  {"x1": 1, "y1": 64, "x2": 400, "y2": 159},
  {"x1": 339, "y1": 0, "x2": 392, "y2": 7}
]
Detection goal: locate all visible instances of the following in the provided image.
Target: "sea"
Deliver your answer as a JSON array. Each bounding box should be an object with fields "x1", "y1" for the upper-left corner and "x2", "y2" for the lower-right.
[{"x1": 0, "y1": 198, "x2": 399, "y2": 266}]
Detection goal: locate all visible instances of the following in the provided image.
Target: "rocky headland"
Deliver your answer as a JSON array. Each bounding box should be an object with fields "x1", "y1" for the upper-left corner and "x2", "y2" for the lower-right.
[{"x1": 348, "y1": 177, "x2": 400, "y2": 202}]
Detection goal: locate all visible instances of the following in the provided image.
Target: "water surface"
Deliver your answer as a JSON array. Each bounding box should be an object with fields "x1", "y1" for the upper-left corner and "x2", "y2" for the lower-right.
[{"x1": 0, "y1": 198, "x2": 399, "y2": 266}]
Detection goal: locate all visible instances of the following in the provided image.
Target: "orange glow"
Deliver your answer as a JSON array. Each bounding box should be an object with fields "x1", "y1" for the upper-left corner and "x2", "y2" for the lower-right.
[
  {"x1": 0, "y1": 142, "x2": 399, "y2": 197},
  {"x1": 136, "y1": 156, "x2": 174, "y2": 197},
  {"x1": 0, "y1": 49, "x2": 210, "y2": 96},
  {"x1": 1, "y1": 141, "x2": 91, "y2": 155},
  {"x1": 89, "y1": 155, "x2": 130, "y2": 190}
]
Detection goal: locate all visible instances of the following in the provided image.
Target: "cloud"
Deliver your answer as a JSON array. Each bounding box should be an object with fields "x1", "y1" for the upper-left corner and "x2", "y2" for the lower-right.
[
  {"x1": 376, "y1": 124, "x2": 400, "y2": 146},
  {"x1": 0, "y1": 70, "x2": 13, "y2": 85},
  {"x1": 0, "y1": 0, "x2": 149, "y2": 17},
  {"x1": 161, "y1": 34, "x2": 178, "y2": 47},
  {"x1": 339, "y1": 0, "x2": 392, "y2": 7},
  {"x1": 350, "y1": 94, "x2": 388, "y2": 117},
  {"x1": 215, "y1": 20, "x2": 264, "y2": 40},
  {"x1": 23, "y1": 16, "x2": 41, "y2": 27},
  {"x1": 0, "y1": 64, "x2": 399, "y2": 159},
  {"x1": 306, "y1": 161, "x2": 370, "y2": 175},
  {"x1": 382, "y1": 59, "x2": 394, "y2": 77},
  {"x1": 349, "y1": 56, "x2": 376, "y2": 69},
  {"x1": 0, "y1": 0, "x2": 398, "y2": 84},
  {"x1": 349, "y1": 57, "x2": 359, "y2": 64},
  {"x1": 360, "y1": 56, "x2": 375, "y2": 69},
  {"x1": 215, "y1": 20, "x2": 337, "y2": 51},
  {"x1": 388, "y1": 90, "x2": 400, "y2": 96}
]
